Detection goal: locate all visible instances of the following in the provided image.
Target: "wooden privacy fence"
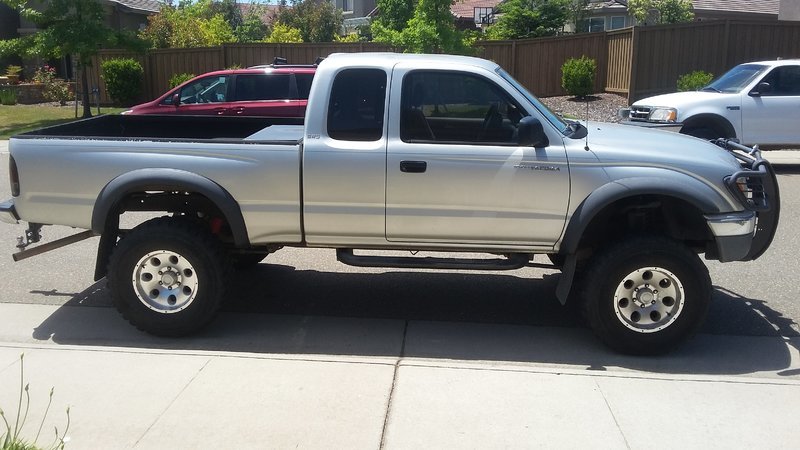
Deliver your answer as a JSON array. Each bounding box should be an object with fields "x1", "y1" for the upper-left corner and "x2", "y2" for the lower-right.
[
  {"x1": 87, "y1": 42, "x2": 393, "y2": 105},
  {"x1": 88, "y1": 20, "x2": 800, "y2": 105}
]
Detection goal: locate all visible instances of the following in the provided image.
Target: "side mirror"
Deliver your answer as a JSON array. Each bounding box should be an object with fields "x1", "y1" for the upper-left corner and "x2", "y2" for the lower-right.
[
  {"x1": 517, "y1": 116, "x2": 549, "y2": 147},
  {"x1": 172, "y1": 93, "x2": 181, "y2": 106},
  {"x1": 750, "y1": 82, "x2": 771, "y2": 97}
]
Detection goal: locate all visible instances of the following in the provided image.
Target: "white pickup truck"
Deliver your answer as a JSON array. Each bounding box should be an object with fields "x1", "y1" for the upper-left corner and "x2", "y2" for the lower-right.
[
  {"x1": 0, "y1": 53, "x2": 780, "y2": 355},
  {"x1": 621, "y1": 59, "x2": 800, "y2": 147}
]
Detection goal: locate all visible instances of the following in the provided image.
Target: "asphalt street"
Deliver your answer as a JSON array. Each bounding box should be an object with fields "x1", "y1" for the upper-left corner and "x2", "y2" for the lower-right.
[{"x1": 0, "y1": 151, "x2": 798, "y2": 352}]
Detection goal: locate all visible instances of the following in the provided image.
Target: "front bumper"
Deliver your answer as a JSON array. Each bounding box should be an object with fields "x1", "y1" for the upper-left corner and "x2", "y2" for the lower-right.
[
  {"x1": 0, "y1": 199, "x2": 19, "y2": 224},
  {"x1": 705, "y1": 140, "x2": 780, "y2": 262},
  {"x1": 619, "y1": 119, "x2": 683, "y2": 132}
]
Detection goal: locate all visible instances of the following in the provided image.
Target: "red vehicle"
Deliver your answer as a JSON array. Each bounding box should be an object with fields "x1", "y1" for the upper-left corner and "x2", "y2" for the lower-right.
[{"x1": 123, "y1": 63, "x2": 316, "y2": 118}]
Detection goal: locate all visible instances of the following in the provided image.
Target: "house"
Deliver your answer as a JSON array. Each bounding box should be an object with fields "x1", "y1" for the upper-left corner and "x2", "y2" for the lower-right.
[
  {"x1": 1, "y1": 0, "x2": 161, "y2": 79},
  {"x1": 579, "y1": 0, "x2": 790, "y2": 33},
  {"x1": 451, "y1": 0, "x2": 503, "y2": 30},
  {"x1": 13, "y1": 0, "x2": 162, "y2": 37},
  {"x1": 334, "y1": 0, "x2": 503, "y2": 34}
]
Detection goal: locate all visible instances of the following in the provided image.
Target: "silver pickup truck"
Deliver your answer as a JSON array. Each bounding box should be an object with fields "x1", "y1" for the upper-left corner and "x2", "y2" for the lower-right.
[{"x1": 0, "y1": 53, "x2": 780, "y2": 355}]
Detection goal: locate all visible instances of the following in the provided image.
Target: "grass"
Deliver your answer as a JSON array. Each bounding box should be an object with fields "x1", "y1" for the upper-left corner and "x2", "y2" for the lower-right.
[{"x1": 0, "y1": 105, "x2": 126, "y2": 139}]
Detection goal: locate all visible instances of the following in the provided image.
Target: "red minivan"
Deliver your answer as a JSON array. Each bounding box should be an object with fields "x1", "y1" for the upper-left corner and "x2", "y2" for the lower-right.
[{"x1": 122, "y1": 65, "x2": 316, "y2": 118}]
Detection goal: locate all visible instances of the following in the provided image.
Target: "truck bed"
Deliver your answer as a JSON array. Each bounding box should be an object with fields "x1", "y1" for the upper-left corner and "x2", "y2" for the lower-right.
[{"x1": 16, "y1": 114, "x2": 304, "y2": 142}]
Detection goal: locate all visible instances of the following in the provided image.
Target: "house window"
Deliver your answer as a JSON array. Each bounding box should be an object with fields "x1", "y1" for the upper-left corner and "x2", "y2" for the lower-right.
[
  {"x1": 589, "y1": 17, "x2": 605, "y2": 33},
  {"x1": 610, "y1": 16, "x2": 626, "y2": 30},
  {"x1": 342, "y1": 0, "x2": 352, "y2": 12},
  {"x1": 474, "y1": 7, "x2": 494, "y2": 24}
]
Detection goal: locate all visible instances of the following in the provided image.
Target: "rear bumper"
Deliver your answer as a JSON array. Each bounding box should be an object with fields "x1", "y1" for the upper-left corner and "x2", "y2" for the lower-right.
[{"x1": 0, "y1": 199, "x2": 19, "y2": 224}]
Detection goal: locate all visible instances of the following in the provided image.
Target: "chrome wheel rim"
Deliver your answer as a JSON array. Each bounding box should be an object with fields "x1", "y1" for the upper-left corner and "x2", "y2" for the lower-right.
[
  {"x1": 613, "y1": 267, "x2": 685, "y2": 333},
  {"x1": 132, "y1": 250, "x2": 199, "y2": 313}
]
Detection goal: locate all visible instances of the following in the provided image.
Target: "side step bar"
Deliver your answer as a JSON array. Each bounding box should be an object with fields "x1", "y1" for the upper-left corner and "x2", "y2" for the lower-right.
[{"x1": 336, "y1": 249, "x2": 531, "y2": 271}]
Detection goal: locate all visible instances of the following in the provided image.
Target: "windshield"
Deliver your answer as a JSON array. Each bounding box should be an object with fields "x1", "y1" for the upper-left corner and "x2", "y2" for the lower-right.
[
  {"x1": 496, "y1": 68, "x2": 569, "y2": 134},
  {"x1": 702, "y1": 64, "x2": 769, "y2": 93}
]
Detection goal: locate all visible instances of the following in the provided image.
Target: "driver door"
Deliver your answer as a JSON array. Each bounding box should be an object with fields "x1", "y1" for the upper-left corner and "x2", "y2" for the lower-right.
[
  {"x1": 386, "y1": 68, "x2": 570, "y2": 247},
  {"x1": 174, "y1": 75, "x2": 233, "y2": 115}
]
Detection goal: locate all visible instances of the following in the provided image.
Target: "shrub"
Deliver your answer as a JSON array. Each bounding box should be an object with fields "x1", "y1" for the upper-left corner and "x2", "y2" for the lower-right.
[
  {"x1": 677, "y1": 70, "x2": 713, "y2": 91},
  {"x1": 169, "y1": 73, "x2": 195, "y2": 89},
  {"x1": 100, "y1": 58, "x2": 144, "y2": 106},
  {"x1": 0, "y1": 87, "x2": 16, "y2": 105},
  {"x1": 31, "y1": 65, "x2": 72, "y2": 105},
  {"x1": 5, "y1": 65, "x2": 22, "y2": 77},
  {"x1": 561, "y1": 56, "x2": 596, "y2": 98}
]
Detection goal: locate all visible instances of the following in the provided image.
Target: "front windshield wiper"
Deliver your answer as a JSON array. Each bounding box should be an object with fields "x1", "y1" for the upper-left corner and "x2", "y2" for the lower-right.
[{"x1": 700, "y1": 86, "x2": 721, "y2": 93}]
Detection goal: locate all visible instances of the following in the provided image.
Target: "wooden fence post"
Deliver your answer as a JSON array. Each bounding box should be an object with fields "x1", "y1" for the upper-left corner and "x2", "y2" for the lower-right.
[{"x1": 628, "y1": 26, "x2": 640, "y2": 104}]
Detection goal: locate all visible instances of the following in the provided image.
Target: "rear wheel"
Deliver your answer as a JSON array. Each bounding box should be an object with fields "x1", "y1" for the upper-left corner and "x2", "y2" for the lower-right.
[
  {"x1": 108, "y1": 217, "x2": 229, "y2": 336},
  {"x1": 580, "y1": 237, "x2": 711, "y2": 355}
]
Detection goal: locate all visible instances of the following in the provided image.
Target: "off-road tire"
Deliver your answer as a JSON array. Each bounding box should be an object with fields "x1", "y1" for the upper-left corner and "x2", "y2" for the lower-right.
[
  {"x1": 108, "y1": 216, "x2": 230, "y2": 336},
  {"x1": 580, "y1": 237, "x2": 711, "y2": 355}
]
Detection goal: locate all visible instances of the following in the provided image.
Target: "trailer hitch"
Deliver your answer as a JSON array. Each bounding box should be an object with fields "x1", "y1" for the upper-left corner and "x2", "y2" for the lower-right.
[{"x1": 16, "y1": 223, "x2": 42, "y2": 250}]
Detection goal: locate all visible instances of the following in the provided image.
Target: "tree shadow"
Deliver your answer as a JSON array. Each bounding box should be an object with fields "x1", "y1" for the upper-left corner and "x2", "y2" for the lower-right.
[{"x1": 30, "y1": 263, "x2": 799, "y2": 377}]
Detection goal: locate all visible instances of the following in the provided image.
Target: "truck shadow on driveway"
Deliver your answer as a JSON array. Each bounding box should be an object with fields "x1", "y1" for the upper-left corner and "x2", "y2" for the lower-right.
[{"x1": 30, "y1": 263, "x2": 800, "y2": 377}]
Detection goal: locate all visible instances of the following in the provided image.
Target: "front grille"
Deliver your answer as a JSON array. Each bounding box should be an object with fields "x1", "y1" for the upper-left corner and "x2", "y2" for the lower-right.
[{"x1": 629, "y1": 106, "x2": 651, "y2": 121}]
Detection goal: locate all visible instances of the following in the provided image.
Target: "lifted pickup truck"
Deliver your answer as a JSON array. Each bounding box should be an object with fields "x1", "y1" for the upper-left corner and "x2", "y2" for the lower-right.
[{"x1": 0, "y1": 53, "x2": 780, "y2": 355}]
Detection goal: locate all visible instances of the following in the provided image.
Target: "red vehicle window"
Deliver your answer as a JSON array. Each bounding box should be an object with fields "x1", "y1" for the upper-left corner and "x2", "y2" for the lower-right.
[{"x1": 235, "y1": 74, "x2": 291, "y2": 101}]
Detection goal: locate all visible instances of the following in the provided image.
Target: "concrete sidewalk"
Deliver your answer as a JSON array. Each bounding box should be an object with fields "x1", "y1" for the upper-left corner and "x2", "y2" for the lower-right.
[{"x1": 0, "y1": 302, "x2": 798, "y2": 449}]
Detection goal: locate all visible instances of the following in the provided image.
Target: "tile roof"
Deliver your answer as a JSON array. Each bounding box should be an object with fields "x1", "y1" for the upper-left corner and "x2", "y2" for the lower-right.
[
  {"x1": 451, "y1": 0, "x2": 503, "y2": 19},
  {"x1": 109, "y1": 0, "x2": 163, "y2": 14},
  {"x1": 692, "y1": 0, "x2": 780, "y2": 15}
]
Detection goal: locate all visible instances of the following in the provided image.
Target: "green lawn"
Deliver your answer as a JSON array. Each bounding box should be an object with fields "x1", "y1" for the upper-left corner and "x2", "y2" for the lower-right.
[{"x1": 0, "y1": 105, "x2": 126, "y2": 139}]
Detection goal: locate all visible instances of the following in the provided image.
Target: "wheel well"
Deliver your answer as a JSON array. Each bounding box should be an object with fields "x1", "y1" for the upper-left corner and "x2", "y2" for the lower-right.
[
  {"x1": 573, "y1": 195, "x2": 712, "y2": 261},
  {"x1": 94, "y1": 190, "x2": 237, "y2": 282},
  {"x1": 680, "y1": 114, "x2": 736, "y2": 139}
]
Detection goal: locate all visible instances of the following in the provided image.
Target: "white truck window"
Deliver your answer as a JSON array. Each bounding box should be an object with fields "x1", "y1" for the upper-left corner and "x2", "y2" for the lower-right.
[{"x1": 327, "y1": 69, "x2": 387, "y2": 141}]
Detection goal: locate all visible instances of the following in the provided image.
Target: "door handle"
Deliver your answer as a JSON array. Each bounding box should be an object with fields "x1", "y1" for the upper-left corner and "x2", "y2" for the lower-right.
[
  {"x1": 213, "y1": 107, "x2": 227, "y2": 115},
  {"x1": 400, "y1": 160, "x2": 427, "y2": 173},
  {"x1": 231, "y1": 107, "x2": 246, "y2": 115}
]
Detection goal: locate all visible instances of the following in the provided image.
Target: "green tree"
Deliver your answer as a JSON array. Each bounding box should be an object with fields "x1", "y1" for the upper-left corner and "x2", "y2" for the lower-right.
[
  {"x1": 275, "y1": 0, "x2": 342, "y2": 43},
  {"x1": 485, "y1": 0, "x2": 571, "y2": 40},
  {"x1": 140, "y1": 1, "x2": 238, "y2": 48},
  {"x1": 0, "y1": 0, "x2": 129, "y2": 118},
  {"x1": 373, "y1": 0, "x2": 472, "y2": 54},
  {"x1": 265, "y1": 22, "x2": 304, "y2": 43},
  {"x1": 236, "y1": 5, "x2": 269, "y2": 42},
  {"x1": 372, "y1": 0, "x2": 414, "y2": 32},
  {"x1": 628, "y1": 0, "x2": 694, "y2": 25}
]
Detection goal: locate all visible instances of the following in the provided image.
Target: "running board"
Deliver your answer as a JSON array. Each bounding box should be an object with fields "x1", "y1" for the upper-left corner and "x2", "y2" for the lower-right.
[{"x1": 336, "y1": 249, "x2": 531, "y2": 271}]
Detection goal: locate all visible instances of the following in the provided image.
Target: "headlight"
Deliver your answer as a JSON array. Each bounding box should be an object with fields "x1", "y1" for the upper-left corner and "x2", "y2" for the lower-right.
[
  {"x1": 648, "y1": 107, "x2": 678, "y2": 122},
  {"x1": 120, "y1": 110, "x2": 133, "y2": 115}
]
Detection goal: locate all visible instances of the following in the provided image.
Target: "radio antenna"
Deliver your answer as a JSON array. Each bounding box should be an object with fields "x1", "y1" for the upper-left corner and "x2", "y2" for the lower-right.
[{"x1": 584, "y1": 96, "x2": 590, "y2": 151}]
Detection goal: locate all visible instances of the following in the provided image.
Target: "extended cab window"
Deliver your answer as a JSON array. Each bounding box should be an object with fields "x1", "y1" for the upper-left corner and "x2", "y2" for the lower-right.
[
  {"x1": 235, "y1": 74, "x2": 291, "y2": 101},
  {"x1": 400, "y1": 71, "x2": 525, "y2": 144},
  {"x1": 176, "y1": 76, "x2": 229, "y2": 104},
  {"x1": 759, "y1": 66, "x2": 800, "y2": 96},
  {"x1": 327, "y1": 69, "x2": 387, "y2": 141}
]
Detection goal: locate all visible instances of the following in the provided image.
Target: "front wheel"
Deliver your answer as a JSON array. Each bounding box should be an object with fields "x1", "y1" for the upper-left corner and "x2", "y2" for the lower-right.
[
  {"x1": 108, "y1": 217, "x2": 229, "y2": 336},
  {"x1": 580, "y1": 237, "x2": 711, "y2": 355}
]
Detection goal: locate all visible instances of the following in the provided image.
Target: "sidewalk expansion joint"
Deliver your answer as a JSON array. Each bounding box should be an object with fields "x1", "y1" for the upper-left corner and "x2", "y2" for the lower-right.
[
  {"x1": 132, "y1": 356, "x2": 212, "y2": 448},
  {"x1": 379, "y1": 320, "x2": 409, "y2": 450},
  {"x1": 595, "y1": 378, "x2": 631, "y2": 450}
]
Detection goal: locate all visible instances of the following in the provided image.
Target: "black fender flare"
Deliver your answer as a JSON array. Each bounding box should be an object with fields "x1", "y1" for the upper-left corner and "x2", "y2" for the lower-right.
[
  {"x1": 554, "y1": 177, "x2": 725, "y2": 304},
  {"x1": 91, "y1": 168, "x2": 249, "y2": 247}
]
